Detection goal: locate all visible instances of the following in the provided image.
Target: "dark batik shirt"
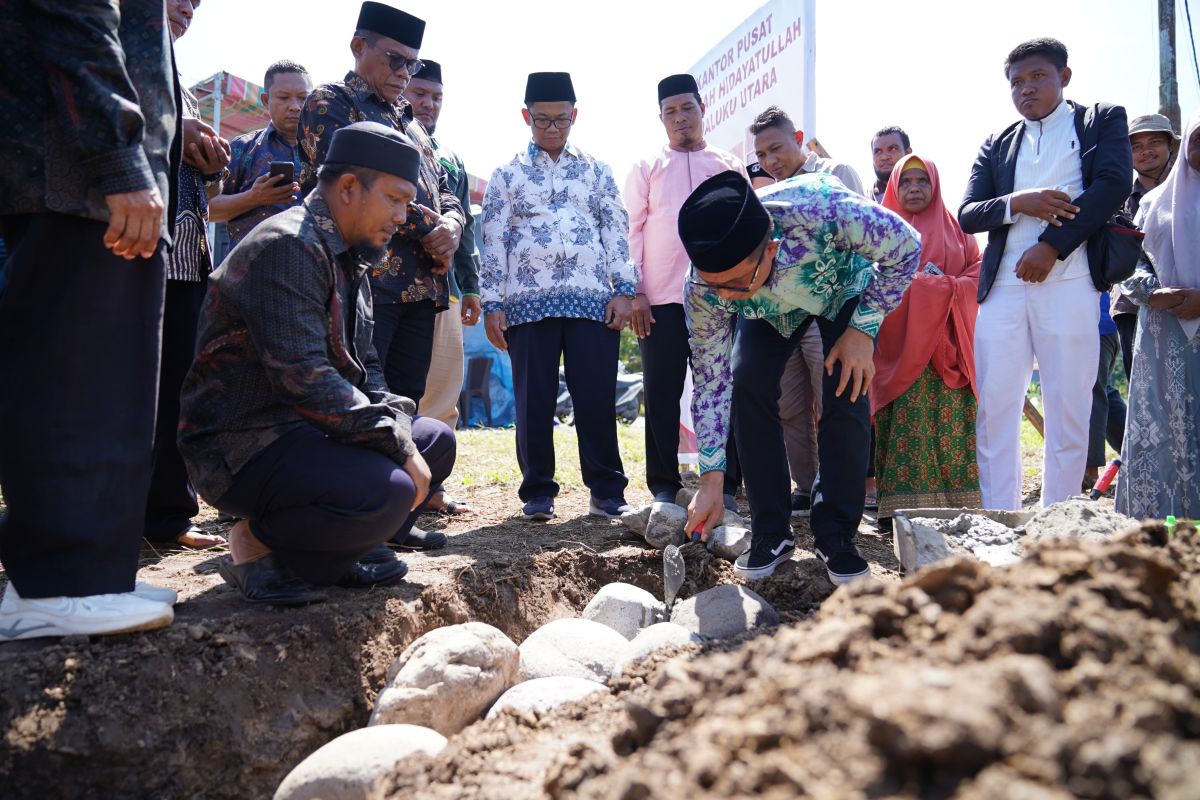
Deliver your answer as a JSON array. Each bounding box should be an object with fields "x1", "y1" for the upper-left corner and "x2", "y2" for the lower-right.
[
  {"x1": 178, "y1": 191, "x2": 418, "y2": 503},
  {"x1": 430, "y1": 135, "x2": 481, "y2": 298},
  {"x1": 223, "y1": 122, "x2": 303, "y2": 249},
  {"x1": 0, "y1": 0, "x2": 179, "y2": 243},
  {"x1": 298, "y1": 71, "x2": 464, "y2": 308}
]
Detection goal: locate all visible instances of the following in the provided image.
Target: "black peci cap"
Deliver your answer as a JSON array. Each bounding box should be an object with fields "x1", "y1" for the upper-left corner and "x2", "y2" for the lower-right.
[
  {"x1": 524, "y1": 72, "x2": 576, "y2": 104},
  {"x1": 325, "y1": 121, "x2": 422, "y2": 185},
  {"x1": 678, "y1": 171, "x2": 771, "y2": 275},
  {"x1": 356, "y1": 2, "x2": 425, "y2": 49},
  {"x1": 416, "y1": 58, "x2": 442, "y2": 84},
  {"x1": 657, "y1": 73, "x2": 699, "y2": 103}
]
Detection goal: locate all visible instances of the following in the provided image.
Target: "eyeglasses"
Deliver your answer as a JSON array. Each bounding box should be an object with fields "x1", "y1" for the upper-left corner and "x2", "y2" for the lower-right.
[
  {"x1": 368, "y1": 40, "x2": 424, "y2": 76},
  {"x1": 530, "y1": 117, "x2": 573, "y2": 130},
  {"x1": 688, "y1": 241, "x2": 771, "y2": 294}
]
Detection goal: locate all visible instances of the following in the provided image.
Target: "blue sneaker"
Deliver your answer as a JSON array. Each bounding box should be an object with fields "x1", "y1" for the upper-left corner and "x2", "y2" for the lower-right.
[
  {"x1": 521, "y1": 498, "x2": 555, "y2": 521},
  {"x1": 653, "y1": 490, "x2": 678, "y2": 504},
  {"x1": 589, "y1": 496, "x2": 632, "y2": 518},
  {"x1": 723, "y1": 493, "x2": 739, "y2": 513}
]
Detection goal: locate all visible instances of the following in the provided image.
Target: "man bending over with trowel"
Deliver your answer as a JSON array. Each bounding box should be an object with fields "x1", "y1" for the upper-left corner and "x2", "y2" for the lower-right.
[
  {"x1": 179, "y1": 123, "x2": 456, "y2": 605},
  {"x1": 679, "y1": 171, "x2": 918, "y2": 585}
]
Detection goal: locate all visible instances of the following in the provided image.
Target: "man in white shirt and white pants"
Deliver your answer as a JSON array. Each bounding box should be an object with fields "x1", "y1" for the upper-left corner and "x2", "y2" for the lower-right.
[{"x1": 959, "y1": 37, "x2": 1131, "y2": 510}]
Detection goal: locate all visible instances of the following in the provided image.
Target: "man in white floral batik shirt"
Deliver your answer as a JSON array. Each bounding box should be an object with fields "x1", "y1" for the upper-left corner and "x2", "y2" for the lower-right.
[
  {"x1": 481, "y1": 72, "x2": 638, "y2": 522},
  {"x1": 679, "y1": 171, "x2": 919, "y2": 585}
]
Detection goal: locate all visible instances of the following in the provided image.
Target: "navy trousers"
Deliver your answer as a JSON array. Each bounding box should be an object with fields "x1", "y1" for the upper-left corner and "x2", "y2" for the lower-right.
[
  {"x1": 372, "y1": 299, "x2": 438, "y2": 410},
  {"x1": 733, "y1": 299, "x2": 869, "y2": 547},
  {"x1": 1087, "y1": 332, "x2": 1126, "y2": 468},
  {"x1": 214, "y1": 417, "x2": 456, "y2": 585},
  {"x1": 143, "y1": 278, "x2": 206, "y2": 542},
  {"x1": 639, "y1": 303, "x2": 740, "y2": 498},
  {"x1": 506, "y1": 317, "x2": 627, "y2": 502},
  {"x1": 0, "y1": 213, "x2": 165, "y2": 597}
]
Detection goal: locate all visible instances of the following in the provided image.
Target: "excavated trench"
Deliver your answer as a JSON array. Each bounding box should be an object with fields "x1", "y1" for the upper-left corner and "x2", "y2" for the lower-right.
[{"x1": 0, "y1": 540, "x2": 835, "y2": 799}]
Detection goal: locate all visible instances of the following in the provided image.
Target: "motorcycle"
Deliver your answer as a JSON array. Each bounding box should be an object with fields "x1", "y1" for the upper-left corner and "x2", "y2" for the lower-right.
[{"x1": 555, "y1": 366, "x2": 644, "y2": 425}]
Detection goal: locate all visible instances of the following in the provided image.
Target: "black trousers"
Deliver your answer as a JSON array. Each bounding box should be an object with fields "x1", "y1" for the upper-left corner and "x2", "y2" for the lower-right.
[
  {"x1": 507, "y1": 317, "x2": 627, "y2": 502},
  {"x1": 733, "y1": 299, "x2": 869, "y2": 547},
  {"x1": 1115, "y1": 312, "x2": 1136, "y2": 382},
  {"x1": 372, "y1": 300, "x2": 437, "y2": 410},
  {"x1": 1087, "y1": 331, "x2": 1127, "y2": 468},
  {"x1": 0, "y1": 213, "x2": 165, "y2": 597},
  {"x1": 214, "y1": 417, "x2": 455, "y2": 585},
  {"x1": 640, "y1": 303, "x2": 740, "y2": 498},
  {"x1": 143, "y1": 278, "x2": 206, "y2": 542}
]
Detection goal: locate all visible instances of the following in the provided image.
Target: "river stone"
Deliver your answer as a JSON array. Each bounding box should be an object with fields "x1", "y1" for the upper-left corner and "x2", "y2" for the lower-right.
[
  {"x1": 273, "y1": 724, "x2": 446, "y2": 800},
  {"x1": 518, "y1": 617, "x2": 628, "y2": 682},
  {"x1": 620, "y1": 505, "x2": 651, "y2": 536},
  {"x1": 670, "y1": 585, "x2": 779, "y2": 639},
  {"x1": 485, "y1": 676, "x2": 609, "y2": 719},
  {"x1": 613, "y1": 622, "x2": 701, "y2": 675},
  {"x1": 645, "y1": 502, "x2": 688, "y2": 549},
  {"x1": 369, "y1": 622, "x2": 519, "y2": 735},
  {"x1": 582, "y1": 582, "x2": 666, "y2": 639},
  {"x1": 707, "y1": 526, "x2": 751, "y2": 560},
  {"x1": 722, "y1": 508, "x2": 749, "y2": 528}
]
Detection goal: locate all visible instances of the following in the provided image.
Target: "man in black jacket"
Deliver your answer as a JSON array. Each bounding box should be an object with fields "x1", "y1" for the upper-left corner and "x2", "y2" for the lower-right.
[
  {"x1": 179, "y1": 123, "x2": 457, "y2": 606},
  {"x1": 0, "y1": 0, "x2": 181, "y2": 638},
  {"x1": 959, "y1": 38, "x2": 1130, "y2": 511}
]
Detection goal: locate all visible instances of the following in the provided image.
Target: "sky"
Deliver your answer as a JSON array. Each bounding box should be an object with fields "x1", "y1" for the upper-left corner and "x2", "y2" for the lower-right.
[{"x1": 175, "y1": 0, "x2": 1200, "y2": 205}]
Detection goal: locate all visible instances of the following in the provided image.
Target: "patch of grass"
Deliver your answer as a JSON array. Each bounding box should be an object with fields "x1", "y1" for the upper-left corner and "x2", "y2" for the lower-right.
[{"x1": 452, "y1": 421, "x2": 647, "y2": 495}]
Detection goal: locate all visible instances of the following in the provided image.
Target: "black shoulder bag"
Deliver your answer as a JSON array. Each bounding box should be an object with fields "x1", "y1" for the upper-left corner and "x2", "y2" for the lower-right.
[{"x1": 1079, "y1": 104, "x2": 1144, "y2": 286}]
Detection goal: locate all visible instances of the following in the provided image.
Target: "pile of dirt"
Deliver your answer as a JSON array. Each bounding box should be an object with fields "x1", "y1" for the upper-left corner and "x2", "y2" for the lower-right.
[{"x1": 383, "y1": 523, "x2": 1200, "y2": 799}]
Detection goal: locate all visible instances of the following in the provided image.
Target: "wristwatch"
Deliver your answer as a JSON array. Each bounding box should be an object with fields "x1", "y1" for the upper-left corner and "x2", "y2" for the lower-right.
[{"x1": 202, "y1": 167, "x2": 229, "y2": 187}]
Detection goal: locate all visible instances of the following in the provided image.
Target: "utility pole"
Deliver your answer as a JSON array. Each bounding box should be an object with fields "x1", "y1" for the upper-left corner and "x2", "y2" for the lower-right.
[{"x1": 1160, "y1": 0, "x2": 1181, "y2": 130}]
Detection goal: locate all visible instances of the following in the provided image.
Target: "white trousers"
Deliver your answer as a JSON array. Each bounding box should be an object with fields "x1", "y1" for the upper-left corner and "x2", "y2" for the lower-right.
[
  {"x1": 422, "y1": 301, "x2": 465, "y2": 430},
  {"x1": 975, "y1": 275, "x2": 1099, "y2": 510}
]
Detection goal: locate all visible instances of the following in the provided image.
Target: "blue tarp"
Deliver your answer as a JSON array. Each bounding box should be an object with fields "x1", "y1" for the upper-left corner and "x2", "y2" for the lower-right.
[{"x1": 461, "y1": 319, "x2": 516, "y2": 427}]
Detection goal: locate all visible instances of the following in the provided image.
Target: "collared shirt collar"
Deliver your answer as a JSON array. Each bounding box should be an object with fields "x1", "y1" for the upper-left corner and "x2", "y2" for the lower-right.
[
  {"x1": 304, "y1": 190, "x2": 349, "y2": 259},
  {"x1": 1025, "y1": 99, "x2": 1072, "y2": 130},
  {"x1": 667, "y1": 140, "x2": 708, "y2": 153},
  {"x1": 343, "y1": 70, "x2": 414, "y2": 121},
  {"x1": 526, "y1": 138, "x2": 579, "y2": 164}
]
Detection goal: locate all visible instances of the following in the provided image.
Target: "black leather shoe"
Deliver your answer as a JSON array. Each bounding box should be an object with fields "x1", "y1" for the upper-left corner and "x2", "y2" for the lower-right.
[
  {"x1": 336, "y1": 557, "x2": 409, "y2": 588},
  {"x1": 358, "y1": 544, "x2": 401, "y2": 565},
  {"x1": 216, "y1": 555, "x2": 328, "y2": 606},
  {"x1": 391, "y1": 525, "x2": 447, "y2": 551}
]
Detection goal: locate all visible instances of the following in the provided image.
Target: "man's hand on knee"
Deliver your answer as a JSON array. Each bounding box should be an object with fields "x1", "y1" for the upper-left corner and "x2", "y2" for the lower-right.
[
  {"x1": 403, "y1": 452, "x2": 432, "y2": 511},
  {"x1": 685, "y1": 472, "x2": 727, "y2": 541},
  {"x1": 825, "y1": 328, "x2": 875, "y2": 403}
]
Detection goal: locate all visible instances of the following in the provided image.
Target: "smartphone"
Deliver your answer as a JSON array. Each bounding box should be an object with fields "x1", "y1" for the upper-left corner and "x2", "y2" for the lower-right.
[{"x1": 269, "y1": 161, "x2": 295, "y2": 184}]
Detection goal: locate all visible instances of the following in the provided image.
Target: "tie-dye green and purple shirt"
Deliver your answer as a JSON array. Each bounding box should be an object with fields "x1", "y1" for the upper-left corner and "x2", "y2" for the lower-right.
[{"x1": 686, "y1": 172, "x2": 921, "y2": 474}]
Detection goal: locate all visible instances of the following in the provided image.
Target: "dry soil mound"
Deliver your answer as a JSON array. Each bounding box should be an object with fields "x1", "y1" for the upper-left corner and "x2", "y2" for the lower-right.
[{"x1": 385, "y1": 523, "x2": 1200, "y2": 799}]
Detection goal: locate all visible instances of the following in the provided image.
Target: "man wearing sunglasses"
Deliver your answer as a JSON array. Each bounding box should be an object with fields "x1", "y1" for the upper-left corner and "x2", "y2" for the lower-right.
[
  {"x1": 296, "y1": 3, "x2": 464, "y2": 554},
  {"x1": 679, "y1": 171, "x2": 919, "y2": 585},
  {"x1": 480, "y1": 72, "x2": 638, "y2": 522}
]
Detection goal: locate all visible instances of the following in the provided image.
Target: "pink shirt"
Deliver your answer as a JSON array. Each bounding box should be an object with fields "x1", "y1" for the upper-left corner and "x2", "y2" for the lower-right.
[{"x1": 624, "y1": 143, "x2": 746, "y2": 306}]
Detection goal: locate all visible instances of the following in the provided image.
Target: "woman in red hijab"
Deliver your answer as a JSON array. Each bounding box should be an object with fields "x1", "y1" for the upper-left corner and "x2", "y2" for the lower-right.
[{"x1": 873, "y1": 154, "x2": 982, "y2": 521}]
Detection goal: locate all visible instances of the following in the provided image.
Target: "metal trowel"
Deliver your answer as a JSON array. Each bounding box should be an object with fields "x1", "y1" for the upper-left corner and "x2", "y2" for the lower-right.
[{"x1": 663, "y1": 543, "x2": 686, "y2": 611}]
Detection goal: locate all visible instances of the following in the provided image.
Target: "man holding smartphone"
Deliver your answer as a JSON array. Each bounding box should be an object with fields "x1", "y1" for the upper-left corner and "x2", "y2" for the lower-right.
[{"x1": 210, "y1": 61, "x2": 312, "y2": 251}]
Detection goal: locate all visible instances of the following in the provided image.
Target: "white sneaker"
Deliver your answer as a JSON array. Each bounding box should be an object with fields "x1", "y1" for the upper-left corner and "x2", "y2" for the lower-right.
[
  {"x1": 0, "y1": 586, "x2": 174, "y2": 641},
  {"x1": 133, "y1": 581, "x2": 178, "y2": 606}
]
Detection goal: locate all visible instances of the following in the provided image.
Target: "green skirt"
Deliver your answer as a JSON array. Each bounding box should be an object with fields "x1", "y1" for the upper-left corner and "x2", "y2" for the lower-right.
[{"x1": 875, "y1": 366, "x2": 981, "y2": 517}]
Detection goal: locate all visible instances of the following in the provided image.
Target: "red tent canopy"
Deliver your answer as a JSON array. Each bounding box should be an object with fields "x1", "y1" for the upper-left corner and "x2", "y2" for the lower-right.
[{"x1": 191, "y1": 71, "x2": 269, "y2": 140}]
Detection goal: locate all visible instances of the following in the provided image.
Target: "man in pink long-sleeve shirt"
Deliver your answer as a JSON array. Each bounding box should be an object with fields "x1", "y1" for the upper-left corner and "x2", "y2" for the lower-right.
[{"x1": 624, "y1": 73, "x2": 746, "y2": 508}]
